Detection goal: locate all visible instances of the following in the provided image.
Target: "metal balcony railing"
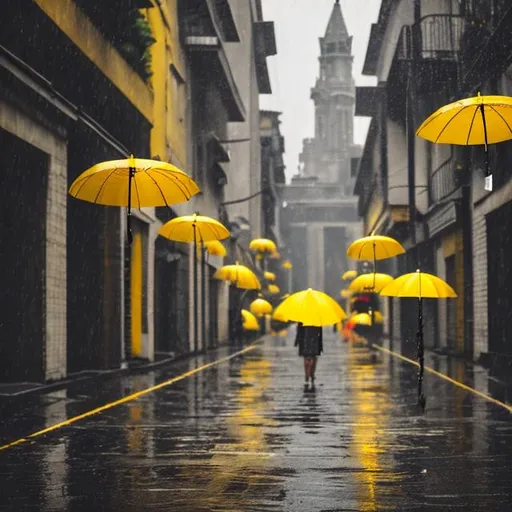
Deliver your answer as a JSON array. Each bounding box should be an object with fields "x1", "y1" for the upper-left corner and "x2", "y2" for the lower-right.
[
  {"x1": 417, "y1": 14, "x2": 464, "y2": 59},
  {"x1": 396, "y1": 15, "x2": 463, "y2": 61},
  {"x1": 429, "y1": 157, "x2": 460, "y2": 204}
]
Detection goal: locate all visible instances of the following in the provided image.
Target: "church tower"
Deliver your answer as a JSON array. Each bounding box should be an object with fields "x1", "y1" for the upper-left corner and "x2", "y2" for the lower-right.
[
  {"x1": 302, "y1": 0, "x2": 355, "y2": 194},
  {"x1": 281, "y1": 1, "x2": 362, "y2": 297}
]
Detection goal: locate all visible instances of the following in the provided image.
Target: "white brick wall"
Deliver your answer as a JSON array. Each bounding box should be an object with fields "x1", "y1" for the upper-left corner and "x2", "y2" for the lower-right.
[
  {"x1": 1, "y1": 100, "x2": 68, "y2": 381},
  {"x1": 472, "y1": 178, "x2": 512, "y2": 359},
  {"x1": 46, "y1": 154, "x2": 67, "y2": 380},
  {"x1": 472, "y1": 212, "x2": 488, "y2": 358}
]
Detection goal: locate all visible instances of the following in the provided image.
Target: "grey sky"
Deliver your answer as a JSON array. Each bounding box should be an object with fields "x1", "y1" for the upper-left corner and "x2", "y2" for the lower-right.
[{"x1": 260, "y1": 0, "x2": 381, "y2": 181}]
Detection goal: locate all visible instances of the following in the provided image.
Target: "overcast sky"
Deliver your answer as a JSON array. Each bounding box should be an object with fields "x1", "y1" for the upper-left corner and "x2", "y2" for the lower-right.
[{"x1": 260, "y1": 0, "x2": 381, "y2": 181}]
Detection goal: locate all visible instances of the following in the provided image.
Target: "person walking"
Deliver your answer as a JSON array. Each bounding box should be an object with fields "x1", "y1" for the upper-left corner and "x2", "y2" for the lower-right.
[{"x1": 295, "y1": 323, "x2": 323, "y2": 391}]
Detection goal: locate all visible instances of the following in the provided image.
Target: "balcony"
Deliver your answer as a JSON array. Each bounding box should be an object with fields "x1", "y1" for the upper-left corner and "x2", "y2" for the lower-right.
[
  {"x1": 397, "y1": 15, "x2": 463, "y2": 61},
  {"x1": 429, "y1": 157, "x2": 461, "y2": 205}
]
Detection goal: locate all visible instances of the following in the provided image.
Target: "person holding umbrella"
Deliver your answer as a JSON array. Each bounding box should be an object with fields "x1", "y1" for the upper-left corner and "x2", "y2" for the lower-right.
[{"x1": 275, "y1": 289, "x2": 345, "y2": 392}]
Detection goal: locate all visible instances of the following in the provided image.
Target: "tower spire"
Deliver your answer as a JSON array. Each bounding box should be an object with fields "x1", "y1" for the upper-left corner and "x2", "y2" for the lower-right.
[{"x1": 324, "y1": 0, "x2": 348, "y2": 44}]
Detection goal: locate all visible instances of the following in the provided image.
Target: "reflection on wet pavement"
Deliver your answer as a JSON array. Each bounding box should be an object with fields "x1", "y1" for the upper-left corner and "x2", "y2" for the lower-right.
[{"x1": 0, "y1": 332, "x2": 511, "y2": 511}]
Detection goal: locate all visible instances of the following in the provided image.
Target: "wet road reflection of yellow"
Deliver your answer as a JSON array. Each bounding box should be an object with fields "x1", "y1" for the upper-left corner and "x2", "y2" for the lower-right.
[
  {"x1": 186, "y1": 352, "x2": 278, "y2": 510},
  {"x1": 348, "y1": 346, "x2": 403, "y2": 511}
]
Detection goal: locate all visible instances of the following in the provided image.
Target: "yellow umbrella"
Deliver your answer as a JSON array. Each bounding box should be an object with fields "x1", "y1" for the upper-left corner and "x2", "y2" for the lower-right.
[
  {"x1": 341, "y1": 270, "x2": 357, "y2": 280},
  {"x1": 351, "y1": 313, "x2": 372, "y2": 326},
  {"x1": 264, "y1": 271, "x2": 276, "y2": 282},
  {"x1": 249, "y1": 238, "x2": 277, "y2": 254},
  {"x1": 214, "y1": 262, "x2": 261, "y2": 290},
  {"x1": 158, "y1": 213, "x2": 230, "y2": 243},
  {"x1": 347, "y1": 235, "x2": 405, "y2": 262},
  {"x1": 270, "y1": 250, "x2": 281, "y2": 259},
  {"x1": 69, "y1": 155, "x2": 199, "y2": 244},
  {"x1": 241, "y1": 309, "x2": 260, "y2": 331},
  {"x1": 416, "y1": 93, "x2": 512, "y2": 191},
  {"x1": 203, "y1": 240, "x2": 227, "y2": 257},
  {"x1": 380, "y1": 269, "x2": 457, "y2": 410},
  {"x1": 267, "y1": 284, "x2": 280, "y2": 295},
  {"x1": 272, "y1": 288, "x2": 346, "y2": 326},
  {"x1": 278, "y1": 329, "x2": 288, "y2": 338},
  {"x1": 340, "y1": 289, "x2": 352, "y2": 299},
  {"x1": 158, "y1": 213, "x2": 230, "y2": 353},
  {"x1": 282, "y1": 260, "x2": 293, "y2": 270},
  {"x1": 349, "y1": 273, "x2": 394, "y2": 293},
  {"x1": 380, "y1": 270, "x2": 457, "y2": 299},
  {"x1": 249, "y1": 298, "x2": 273, "y2": 317}
]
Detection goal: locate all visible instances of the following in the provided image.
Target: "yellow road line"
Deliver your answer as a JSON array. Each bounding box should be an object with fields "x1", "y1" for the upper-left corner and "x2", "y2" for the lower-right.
[
  {"x1": 373, "y1": 344, "x2": 512, "y2": 414},
  {"x1": 0, "y1": 345, "x2": 258, "y2": 452}
]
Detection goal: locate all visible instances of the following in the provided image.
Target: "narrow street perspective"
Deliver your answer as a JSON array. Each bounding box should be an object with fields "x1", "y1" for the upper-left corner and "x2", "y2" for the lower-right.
[
  {"x1": 1, "y1": 331, "x2": 511, "y2": 510},
  {"x1": 1, "y1": 0, "x2": 512, "y2": 510}
]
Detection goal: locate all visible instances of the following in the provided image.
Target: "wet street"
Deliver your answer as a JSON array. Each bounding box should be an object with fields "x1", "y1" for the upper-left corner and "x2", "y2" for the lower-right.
[{"x1": 1, "y1": 331, "x2": 511, "y2": 511}]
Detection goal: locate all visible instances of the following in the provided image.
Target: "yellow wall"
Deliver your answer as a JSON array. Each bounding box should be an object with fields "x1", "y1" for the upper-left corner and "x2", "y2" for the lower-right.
[
  {"x1": 131, "y1": 232, "x2": 143, "y2": 358},
  {"x1": 146, "y1": 1, "x2": 188, "y2": 168},
  {"x1": 34, "y1": 0, "x2": 153, "y2": 122},
  {"x1": 442, "y1": 230, "x2": 464, "y2": 352}
]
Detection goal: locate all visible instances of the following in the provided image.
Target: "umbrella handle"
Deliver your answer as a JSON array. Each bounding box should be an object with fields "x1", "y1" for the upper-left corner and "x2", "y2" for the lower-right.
[
  {"x1": 479, "y1": 104, "x2": 490, "y2": 176},
  {"x1": 127, "y1": 167, "x2": 135, "y2": 245},
  {"x1": 417, "y1": 297, "x2": 426, "y2": 411}
]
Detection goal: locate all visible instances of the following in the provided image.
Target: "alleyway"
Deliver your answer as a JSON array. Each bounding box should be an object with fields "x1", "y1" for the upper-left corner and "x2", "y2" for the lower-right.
[{"x1": 1, "y1": 331, "x2": 511, "y2": 511}]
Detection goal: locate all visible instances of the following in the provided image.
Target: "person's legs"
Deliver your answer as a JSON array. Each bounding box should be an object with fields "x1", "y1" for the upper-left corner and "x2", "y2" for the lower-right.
[
  {"x1": 310, "y1": 356, "x2": 318, "y2": 387},
  {"x1": 304, "y1": 357, "x2": 313, "y2": 389}
]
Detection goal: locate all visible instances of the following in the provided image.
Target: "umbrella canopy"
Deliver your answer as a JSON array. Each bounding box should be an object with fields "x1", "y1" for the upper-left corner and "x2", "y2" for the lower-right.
[
  {"x1": 264, "y1": 271, "x2": 276, "y2": 282},
  {"x1": 241, "y1": 309, "x2": 260, "y2": 331},
  {"x1": 249, "y1": 238, "x2": 277, "y2": 254},
  {"x1": 267, "y1": 284, "x2": 280, "y2": 295},
  {"x1": 379, "y1": 270, "x2": 457, "y2": 298},
  {"x1": 158, "y1": 213, "x2": 230, "y2": 243},
  {"x1": 214, "y1": 262, "x2": 261, "y2": 290},
  {"x1": 249, "y1": 298, "x2": 273, "y2": 317},
  {"x1": 341, "y1": 270, "x2": 358, "y2": 280},
  {"x1": 203, "y1": 240, "x2": 227, "y2": 257},
  {"x1": 339, "y1": 289, "x2": 352, "y2": 299},
  {"x1": 416, "y1": 93, "x2": 512, "y2": 190},
  {"x1": 69, "y1": 155, "x2": 199, "y2": 207},
  {"x1": 349, "y1": 273, "x2": 394, "y2": 293},
  {"x1": 347, "y1": 235, "x2": 405, "y2": 262},
  {"x1": 282, "y1": 260, "x2": 293, "y2": 270},
  {"x1": 351, "y1": 313, "x2": 372, "y2": 326},
  {"x1": 272, "y1": 288, "x2": 346, "y2": 326},
  {"x1": 416, "y1": 94, "x2": 512, "y2": 146},
  {"x1": 69, "y1": 155, "x2": 199, "y2": 244}
]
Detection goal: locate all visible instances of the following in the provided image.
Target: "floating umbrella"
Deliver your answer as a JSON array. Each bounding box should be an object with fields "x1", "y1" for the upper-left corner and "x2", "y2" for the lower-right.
[
  {"x1": 69, "y1": 155, "x2": 199, "y2": 244},
  {"x1": 267, "y1": 284, "x2": 280, "y2": 296},
  {"x1": 272, "y1": 288, "x2": 346, "y2": 327},
  {"x1": 349, "y1": 273, "x2": 394, "y2": 293},
  {"x1": 340, "y1": 289, "x2": 352, "y2": 299},
  {"x1": 341, "y1": 270, "x2": 358, "y2": 280},
  {"x1": 214, "y1": 262, "x2": 261, "y2": 290},
  {"x1": 241, "y1": 309, "x2": 260, "y2": 331},
  {"x1": 249, "y1": 238, "x2": 277, "y2": 254},
  {"x1": 158, "y1": 213, "x2": 230, "y2": 353},
  {"x1": 416, "y1": 93, "x2": 512, "y2": 191},
  {"x1": 250, "y1": 298, "x2": 273, "y2": 317},
  {"x1": 282, "y1": 260, "x2": 293, "y2": 270},
  {"x1": 380, "y1": 269, "x2": 457, "y2": 410},
  {"x1": 264, "y1": 271, "x2": 276, "y2": 282},
  {"x1": 203, "y1": 240, "x2": 227, "y2": 257},
  {"x1": 347, "y1": 235, "x2": 405, "y2": 289}
]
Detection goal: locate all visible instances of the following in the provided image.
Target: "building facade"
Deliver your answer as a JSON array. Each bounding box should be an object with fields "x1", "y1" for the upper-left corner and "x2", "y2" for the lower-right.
[
  {"x1": 0, "y1": 0, "x2": 277, "y2": 385},
  {"x1": 354, "y1": 0, "x2": 512, "y2": 374},
  {"x1": 280, "y1": 0, "x2": 362, "y2": 300}
]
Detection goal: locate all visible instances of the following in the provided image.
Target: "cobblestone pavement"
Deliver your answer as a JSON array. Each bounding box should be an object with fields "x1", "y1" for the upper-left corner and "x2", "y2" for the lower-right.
[{"x1": 0, "y1": 330, "x2": 511, "y2": 511}]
